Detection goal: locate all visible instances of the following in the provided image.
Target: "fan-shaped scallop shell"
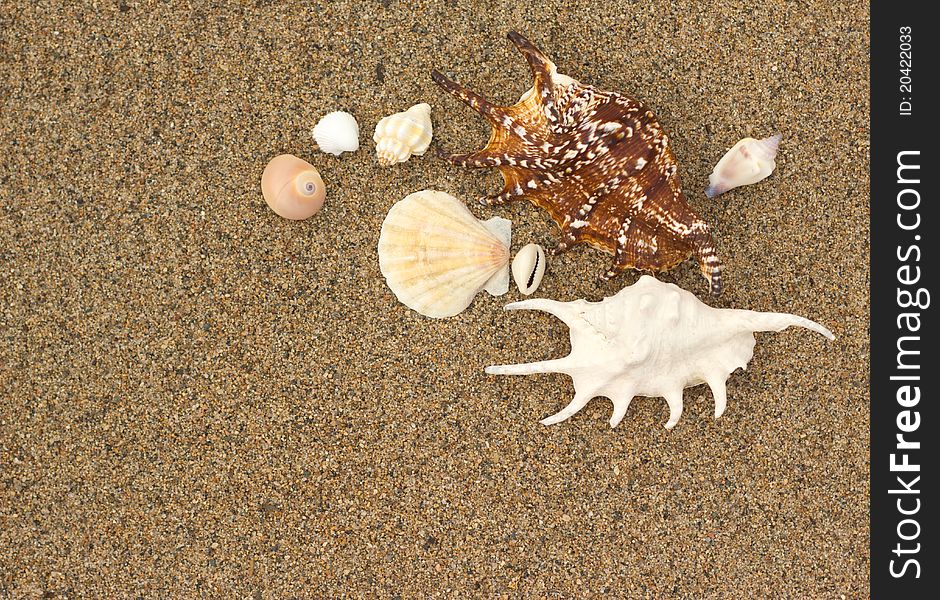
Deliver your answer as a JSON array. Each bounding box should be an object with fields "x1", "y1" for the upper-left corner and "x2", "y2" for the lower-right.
[
  {"x1": 432, "y1": 31, "x2": 723, "y2": 295},
  {"x1": 373, "y1": 103, "x2": 433, "y2": 166},
  {"x1": 312, "y1": 111, "x2": 360, "y2": 156},
  {"x1": 378, "y1": 190, "x2": 511, "y2": 318}
]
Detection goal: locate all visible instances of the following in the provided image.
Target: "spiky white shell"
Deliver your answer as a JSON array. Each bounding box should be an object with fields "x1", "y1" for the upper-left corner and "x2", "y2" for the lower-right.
[
  {"x1": 511, "y1": 243, "x2": 546, "y2": 295},
  {"x1": 705, "y1": 134, "x2": 781, "y2": 198},
  {"x1": 312, "y1": 111, "x2": 360, "y2": 156},
  {"x1": 373, "y1": 103, "x2": 433, "y2": 166},
  {"x1": 486, "y1": 275, "x2": 834, "y2": 429},
  {"x1": 378, "y1": 190, "x2": 511, "y2": 318}
]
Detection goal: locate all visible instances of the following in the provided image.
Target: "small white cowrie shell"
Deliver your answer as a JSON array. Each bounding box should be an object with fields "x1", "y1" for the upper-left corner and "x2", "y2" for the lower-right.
[{"x1": 511, "y1": 244, "x2": 546, "y2": 295}]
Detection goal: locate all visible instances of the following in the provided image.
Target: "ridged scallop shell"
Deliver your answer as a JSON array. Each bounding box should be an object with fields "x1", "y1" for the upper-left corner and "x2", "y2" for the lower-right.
[
  {"x1": 487, "y1": 275, "x2": 833, "y2": 429},
  {"x1": 373, "y1": 103, "x2": 433, "y2": 166},
  {"x1": 312, "y1": 111, "x2": 360, "y2": 155},
  {"x1": 705, "y1": 134, "x2": 781, "y2": 198},
  {"x1": 378, "y1": 190, "x2": 511, "y2": 318},
  {"x1": 433, "y1": 32, "x2": 723, "y2": 295}
]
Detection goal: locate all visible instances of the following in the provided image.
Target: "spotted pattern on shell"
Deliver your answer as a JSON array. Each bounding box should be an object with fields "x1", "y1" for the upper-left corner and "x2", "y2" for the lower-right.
[{"x1": 432, "y1": 31, "x2": 723, "y2": 295}]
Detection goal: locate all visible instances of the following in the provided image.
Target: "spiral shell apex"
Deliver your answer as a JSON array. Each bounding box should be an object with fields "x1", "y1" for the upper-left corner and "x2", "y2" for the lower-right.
[
  {"x1": 313, "y1": 111, "x2": 360, "y2": 156},
  {"x1": 705, "y1": 134, "x2": 781, "y2": 198},
  {"x1": 373, "y1": 103, "x2": 433, "y2": 166},
  {"x1": 261, "y1": 154, "x2": 326, "y2": 220},
  {"x1": 378, "y1": 190, "x2": 511, "y2": 318}
]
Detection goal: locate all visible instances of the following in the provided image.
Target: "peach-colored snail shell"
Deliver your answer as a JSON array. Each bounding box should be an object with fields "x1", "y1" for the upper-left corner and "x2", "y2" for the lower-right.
[{"x1": 261, "y1": 154, "x2": 326, "y2": 220}]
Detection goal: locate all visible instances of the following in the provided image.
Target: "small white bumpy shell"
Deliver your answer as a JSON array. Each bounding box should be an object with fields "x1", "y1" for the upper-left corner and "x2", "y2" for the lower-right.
[
  {"x1": 373, "y1": 103, "x2": 433, "y2": 166},
  {"x1": 378, "y1": 190, "x2": 511, "y2": 318},
  {"x1": 511, "y1": 244, "x2": 546, "y2": 295},
  {"x1": 312, "y1": 111, "x2": 360, "y2": 155},
  {"x1": 705, "y1": 133, "x2": 781, "y2": 198}
]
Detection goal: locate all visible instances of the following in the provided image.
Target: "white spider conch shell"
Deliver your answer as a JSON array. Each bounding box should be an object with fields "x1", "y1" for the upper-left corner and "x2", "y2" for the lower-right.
[
  {"x1": 373, "y1": 103, "x2": 433, "y2": 166},
  {"x1": 260, "y1": 154, "x2": 326, "y2": 220},
  {"x1": 378, "y1": 190, "x2": 511, "y2": 318},
  {"x1": 312, "y1": 111, "x2": 360, "y2": 155},
  {"x1": 486, "y1": 275, "x2": 834, "y2": 429},
  {"x1": 705, "y1": 133, "x2": 781, "y2": 198},
  {"x1": 511, "y1": 243, "x2": 546, "y2": 295}
]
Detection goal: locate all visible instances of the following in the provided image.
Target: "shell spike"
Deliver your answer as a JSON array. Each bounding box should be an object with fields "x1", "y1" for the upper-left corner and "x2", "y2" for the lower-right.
[
  {"x1": 485, "y1": 356, "x2": 571, "y2": 376},
  {"x1": 540, "y1": 388, "x2": 598, "y2": 426},
  {"x1": 503, "y1": 298, "x2": 579, "y2": 327},
  {"x1": 506, "y1": 31, "x2": 554, "y2": 83},
  {"x1": 443, "y1": 151, "x2": 508, "y2": 168},
  {"x1": 507, "y1": 31, "x2": 548, "y2": 61},
  {"x1": 609, "y1": 393, "x2": 635, "y2": 428},
  {"x1": 430, "y1": 69, "x2": 507, "y2": 125},
  {"x1": 734, "y1": 310, "x2": 835, "y2": 340},
  {"x1": 705, "y1": 375, "x2": 729, "y2": 419},
  {"x1": 663, "y1": 389, "x2": 684, "y2": 430},
  {"x1": 505, "y1": 31, "x2": 559, "y2": 122}
]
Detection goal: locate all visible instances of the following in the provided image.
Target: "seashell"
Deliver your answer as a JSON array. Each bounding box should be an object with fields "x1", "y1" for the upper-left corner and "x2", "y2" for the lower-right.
[
  {"x1": 486, "y1": 275, "x2": 834, "y2": 429},
  {"x1": 705, "y1": 134, "x2": 781, "y2": 198},
  {"x1": 373, "y1": 103, "x2": 433, "y2": 166},
  {"x1": 511, "y1": 244, "x2": 546, "y2": 295},
  {"x1": 433, "y1": 32, "x2": 724, "y2": 295},
  {"x1": 260, "y1": 154, "x2": 326, "y2": 220},
  {"x1": 378, "y1": 190, "x2": 511, "y2": 318},
  {"x1": 312, "y1": 111, "x2": 360, "y2": 155}
]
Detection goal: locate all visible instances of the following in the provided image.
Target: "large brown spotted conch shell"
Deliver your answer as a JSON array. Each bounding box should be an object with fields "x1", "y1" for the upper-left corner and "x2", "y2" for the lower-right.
[{"x1": 432, "y1": 32, "x2": 723, "y2": 295}]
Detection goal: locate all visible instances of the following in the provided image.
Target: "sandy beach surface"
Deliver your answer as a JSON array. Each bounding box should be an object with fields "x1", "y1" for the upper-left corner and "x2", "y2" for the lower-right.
[{"x1": 1, "y1": 1, "x2": 869, "y2": 597}]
